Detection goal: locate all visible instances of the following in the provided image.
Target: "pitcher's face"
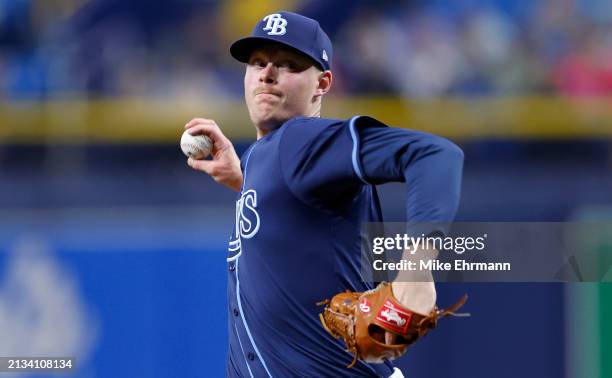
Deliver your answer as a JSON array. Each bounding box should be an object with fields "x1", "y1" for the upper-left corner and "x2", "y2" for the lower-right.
[{"x1": 244, "y1": 45, "x2": 323, "y2": 132}]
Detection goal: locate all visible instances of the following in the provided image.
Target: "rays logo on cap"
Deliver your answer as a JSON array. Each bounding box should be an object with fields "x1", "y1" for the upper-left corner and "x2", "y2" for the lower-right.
[{"x1": 262, "y1": 13, "x2": 287, "y2": 36}]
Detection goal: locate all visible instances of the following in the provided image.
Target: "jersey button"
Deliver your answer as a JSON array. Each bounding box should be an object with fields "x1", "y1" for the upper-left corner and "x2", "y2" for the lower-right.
[
  {"x1": 247, "y1": 352, "x2": 255, "y2": 361},
  {"x1": 228, "y1": 263, "x2": 235, "y2": 272},
  {"x1": 233, "y1": 308, "x2": 239, "y2": 317}
]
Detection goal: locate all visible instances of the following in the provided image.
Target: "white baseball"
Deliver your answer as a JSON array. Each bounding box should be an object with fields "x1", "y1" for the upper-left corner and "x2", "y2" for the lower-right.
[{"x1": 181, "y1": 130, "x2": 212, "y2": 159}]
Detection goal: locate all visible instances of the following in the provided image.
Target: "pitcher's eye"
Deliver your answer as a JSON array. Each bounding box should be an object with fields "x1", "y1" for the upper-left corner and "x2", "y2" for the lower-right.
[
  {"x1": 279, "y1": 60, "x2": 297, "y2": 70},
  {"x1": 249, "y1": 58, "x2": 267, "y2": 68}
]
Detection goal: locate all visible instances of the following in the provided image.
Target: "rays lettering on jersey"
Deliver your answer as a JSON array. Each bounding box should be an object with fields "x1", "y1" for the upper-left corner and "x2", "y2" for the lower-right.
[
  {"x1": 228, "y1": 189, "x2": 260, "y2": 257},
  {"x1": 237, "y1": 189, "x2": 260, "y2": 238}
]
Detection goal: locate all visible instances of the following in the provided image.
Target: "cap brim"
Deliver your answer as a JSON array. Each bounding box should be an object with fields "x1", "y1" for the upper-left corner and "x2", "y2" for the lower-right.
[{"x1": 230, "y1": 36, "x2": 324, "y2": 70}]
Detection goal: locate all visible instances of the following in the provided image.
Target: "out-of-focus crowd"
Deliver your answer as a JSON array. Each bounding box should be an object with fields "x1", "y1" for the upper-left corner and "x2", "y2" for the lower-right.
[{"x1": 1, "y1": 0, "x2": 611, "y2": 100}]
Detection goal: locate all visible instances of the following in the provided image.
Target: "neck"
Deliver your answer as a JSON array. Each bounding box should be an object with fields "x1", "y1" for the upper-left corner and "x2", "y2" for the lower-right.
[
  {"x1": 256, "y1": 129, "x2": 268, "y2": 140},
  {"x1": 255, "y1": 108, "x2": 322, "y2": 140}
]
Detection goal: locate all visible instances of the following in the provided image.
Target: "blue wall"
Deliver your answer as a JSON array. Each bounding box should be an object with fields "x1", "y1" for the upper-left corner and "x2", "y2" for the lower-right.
[{"x1": 0, "y1": 208, "x2": 565, "y2": 377}]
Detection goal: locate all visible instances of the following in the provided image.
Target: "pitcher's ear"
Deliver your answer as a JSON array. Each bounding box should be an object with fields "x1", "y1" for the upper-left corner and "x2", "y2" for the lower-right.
[{"x1": 315, "y1": 70, "x2": 333, "y2": 97}]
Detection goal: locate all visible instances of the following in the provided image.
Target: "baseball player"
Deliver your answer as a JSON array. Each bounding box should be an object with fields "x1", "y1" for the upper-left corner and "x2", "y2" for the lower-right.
[{"x1": 185, "y1": 11, "x2": 464, "y2": 377}]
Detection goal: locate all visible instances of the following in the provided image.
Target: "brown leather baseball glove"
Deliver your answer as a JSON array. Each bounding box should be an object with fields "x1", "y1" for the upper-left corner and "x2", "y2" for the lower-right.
[{"x1": 317, "y1": 282, "x2": 468, "y2": 368}]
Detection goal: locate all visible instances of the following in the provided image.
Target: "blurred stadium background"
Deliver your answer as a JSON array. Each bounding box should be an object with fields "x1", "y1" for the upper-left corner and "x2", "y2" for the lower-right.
[{"x1": 0, "y1": 0, "x2": 611, "y2": 377}]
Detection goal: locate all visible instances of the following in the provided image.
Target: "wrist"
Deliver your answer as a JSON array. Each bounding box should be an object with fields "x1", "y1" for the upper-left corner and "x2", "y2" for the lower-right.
[
  {"x1": 391, "y1": 281, "x2": 436, "y2": 315},
  {"x1": 231, "y1": 177, "x2": 243, "y2": 192}
]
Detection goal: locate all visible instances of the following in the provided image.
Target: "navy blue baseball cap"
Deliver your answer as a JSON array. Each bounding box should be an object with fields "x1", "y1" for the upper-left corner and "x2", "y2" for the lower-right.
[{"x1": 230, "y1": 11, "x2": 332, "y2": 71}]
